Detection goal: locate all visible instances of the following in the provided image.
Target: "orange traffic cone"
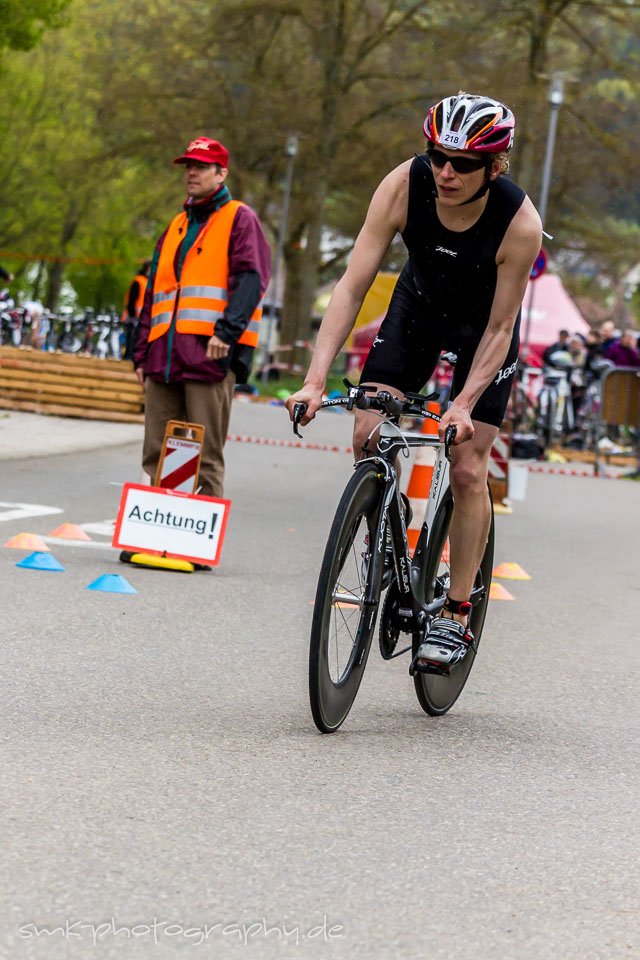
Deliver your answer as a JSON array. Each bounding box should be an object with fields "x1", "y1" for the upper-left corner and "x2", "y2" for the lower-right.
[
  {"x1": 489, "y1": 581, "x2": 515, "y2": 601},
  {"x1": 492, "y1": 562, "x2": 531, "y2": 581},
  {"x1": 403, "y1": 401, "x2": 440, "y2": 555}
]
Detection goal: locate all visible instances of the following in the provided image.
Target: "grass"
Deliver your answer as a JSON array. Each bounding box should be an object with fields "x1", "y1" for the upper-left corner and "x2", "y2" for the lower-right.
[{"x1": 247, "y1": 370, "x2": 349, "y2": 399}]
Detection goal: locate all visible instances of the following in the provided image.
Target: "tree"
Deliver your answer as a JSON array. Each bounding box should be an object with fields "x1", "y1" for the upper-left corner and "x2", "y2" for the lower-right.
[
  {"x1": 1, "y1": 0, "x2": 639, "y2": 335},
  {"x1": 0, "y1": 0, "x2": 180, "y2": 309},
  {"x1": 0, "y1": 0, "x2": 69, "y2": 51}
]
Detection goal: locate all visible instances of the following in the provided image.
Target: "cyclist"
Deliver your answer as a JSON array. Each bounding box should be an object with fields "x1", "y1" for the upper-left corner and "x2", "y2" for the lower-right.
[
  {"x1": 121, "y1": 259, "x2": 151, "y2": 361},
  {"x1": 286, "y1": 92, "x2": 541, "y2": 673}
]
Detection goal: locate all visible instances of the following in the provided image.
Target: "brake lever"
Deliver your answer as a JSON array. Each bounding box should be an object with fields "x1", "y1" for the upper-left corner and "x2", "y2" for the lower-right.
[
  {"x1": 292, "y1": 402, "x2": 307, "y2": 438},
  {"x1": 444, "y1": 425, "x2": 457, "y2": 461}
]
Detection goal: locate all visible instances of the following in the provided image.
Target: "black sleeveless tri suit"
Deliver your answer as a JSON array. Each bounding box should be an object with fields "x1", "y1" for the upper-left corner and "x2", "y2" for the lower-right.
[{"x1": 360, "y1": 155, "x2": 526, "y2": 426}]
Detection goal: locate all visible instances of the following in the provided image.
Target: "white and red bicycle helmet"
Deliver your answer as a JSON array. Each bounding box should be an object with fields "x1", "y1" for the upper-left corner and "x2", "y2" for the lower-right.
[{"x1": 423, "y1": 93, "x2": 515, "y2": 153}]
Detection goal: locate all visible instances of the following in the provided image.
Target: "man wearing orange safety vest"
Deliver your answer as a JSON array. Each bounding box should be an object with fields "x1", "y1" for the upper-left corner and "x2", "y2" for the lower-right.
[
  {"x1": 121, "y1": 260, "x2": 151, "y2": 361},
  {"x1": 132, "y1": 136, "x2": 271, "y2": 502}
]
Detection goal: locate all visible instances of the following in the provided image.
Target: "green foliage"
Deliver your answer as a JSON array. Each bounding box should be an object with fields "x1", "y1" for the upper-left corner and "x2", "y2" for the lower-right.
[
  {"x1": 0, "y1": 0, "x2": 69, "y2": 51},
  {"x1": 0, "y1": 0, "x2": 639, "y2": 320}
]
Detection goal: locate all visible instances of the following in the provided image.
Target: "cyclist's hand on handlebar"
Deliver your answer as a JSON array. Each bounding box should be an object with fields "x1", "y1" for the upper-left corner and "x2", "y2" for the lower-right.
[
  {"x1": 439, "y1": 400, "x2": 474, "y2": 445},
  {"x1": 285, "y1": 385, "x2": 324, "y2": 426}
]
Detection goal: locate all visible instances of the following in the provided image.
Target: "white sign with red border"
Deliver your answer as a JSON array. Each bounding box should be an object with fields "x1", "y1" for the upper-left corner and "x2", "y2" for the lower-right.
[
  {"x1": 488, "y1": 434, "x2": 509, "y2": 479},
  {"x1": 112, "y1": 484, "x2": 231, "y2": 565},
  {"x1": 159, "y1": 436, "x2": 202, "y2": 492}
]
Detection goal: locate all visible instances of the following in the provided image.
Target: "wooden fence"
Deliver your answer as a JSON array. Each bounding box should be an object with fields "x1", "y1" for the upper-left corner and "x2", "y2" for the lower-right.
[{"x1": 0, "y1": 347, "x2": 144, "y2": 423}]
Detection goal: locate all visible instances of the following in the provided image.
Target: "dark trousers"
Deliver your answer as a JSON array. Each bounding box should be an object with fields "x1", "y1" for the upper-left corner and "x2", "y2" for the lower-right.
[{"x1": 123, "y1": 321, "x2": 139, "y2": 361}]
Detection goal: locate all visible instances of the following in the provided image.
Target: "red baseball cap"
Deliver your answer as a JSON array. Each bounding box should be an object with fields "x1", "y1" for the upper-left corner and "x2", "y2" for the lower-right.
[{"x1": 173, "y1": 137, "x2": 229, "y2": 167}]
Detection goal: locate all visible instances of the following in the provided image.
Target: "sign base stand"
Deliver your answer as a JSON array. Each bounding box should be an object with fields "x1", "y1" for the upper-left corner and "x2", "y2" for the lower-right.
[{"x1": 119, "y1": 550, "x2": 197, "y2": 573}]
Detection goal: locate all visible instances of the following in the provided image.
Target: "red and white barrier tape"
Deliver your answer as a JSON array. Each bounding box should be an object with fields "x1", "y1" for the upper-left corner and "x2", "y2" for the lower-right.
[
  {"x1": 226, "y1": 433, "x2": 635, "y2": 477},
  {"x1": 528, "y1": 464, "x2": 596, "y2": 478},
  {"x1": 527, "y1": 463, "x2": 633, "y2": 479},
  {"x1": 226, "y1": 433, "x2": 353, "y2": 455}
]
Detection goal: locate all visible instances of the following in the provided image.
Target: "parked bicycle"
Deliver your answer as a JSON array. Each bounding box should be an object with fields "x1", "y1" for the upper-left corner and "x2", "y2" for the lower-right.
[
  {"x1": 55, "y1": 309, "x2": 85, "y2": 353},
  {"x1": 535, "y1": 350, "x2": 576, "y2": 450},
  {"x1": 507, "y1": 360, "x2": 538, "y2": 434},
  {"x1": 292, "y1": 380, "x2": 494, "y2": 734},
  {"x1": 575, "y1": 357, "x2": 615, "y2": 451},
  {"x1": 93, "y1": 311, "x2": 123, "y2": 359}
]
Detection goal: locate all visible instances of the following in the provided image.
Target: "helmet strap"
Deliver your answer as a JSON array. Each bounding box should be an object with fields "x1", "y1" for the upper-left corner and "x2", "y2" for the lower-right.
[{"x1": 460, "y1": 165, "x2": 493, "y2": 205}]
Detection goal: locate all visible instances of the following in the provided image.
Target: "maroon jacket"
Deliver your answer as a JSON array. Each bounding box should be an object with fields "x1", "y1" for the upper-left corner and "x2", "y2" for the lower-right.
[
  {"x1": 134, "y1": 188, "x2": 271, "y2": 384},
  {"x1": 604, "y1": 340, "x2": 640, "y2": 369}
]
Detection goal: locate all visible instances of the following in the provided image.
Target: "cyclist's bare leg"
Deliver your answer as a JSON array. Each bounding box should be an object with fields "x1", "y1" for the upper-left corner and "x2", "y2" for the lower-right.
[
  {"x1": 446, "y1": 420, "x2": 497, "y2": 624},
  {"x1": 352, "y1": 381, "x2": 406, "y2": 460}
]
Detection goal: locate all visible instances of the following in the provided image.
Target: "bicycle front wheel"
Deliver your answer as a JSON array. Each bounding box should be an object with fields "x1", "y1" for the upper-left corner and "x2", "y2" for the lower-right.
[
  {"x1": 309, "y1": 462, "x2": 384, "y2": 733},
  {"x1": 413, "y1": 489, "x2": 495, "y2": 717}
]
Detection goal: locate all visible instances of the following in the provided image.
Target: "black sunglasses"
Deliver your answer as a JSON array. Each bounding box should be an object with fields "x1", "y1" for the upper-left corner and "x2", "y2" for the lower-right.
[{"x1": 427, "y1": 146, "x2": 488, "y2": 174}]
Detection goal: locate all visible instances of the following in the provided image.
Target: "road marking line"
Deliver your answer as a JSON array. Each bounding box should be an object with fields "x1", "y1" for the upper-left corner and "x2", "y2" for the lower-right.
[
  {"x1": 0, "y1": 501, "x2": 64, "y2": 523},
  {"x1": 39, "y1": 536, "x2": 116, "y2": 550}
]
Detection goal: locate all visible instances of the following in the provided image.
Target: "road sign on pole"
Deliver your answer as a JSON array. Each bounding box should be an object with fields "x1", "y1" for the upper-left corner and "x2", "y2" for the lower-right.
[{"x1": 530, "y1": 247, "x2": 548, "y2": 281}]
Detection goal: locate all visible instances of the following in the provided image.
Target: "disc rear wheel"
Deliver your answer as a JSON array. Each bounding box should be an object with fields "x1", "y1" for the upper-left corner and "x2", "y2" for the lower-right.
[{"x1": 413, "y1": 490, "x2": 494, "y2": 716}]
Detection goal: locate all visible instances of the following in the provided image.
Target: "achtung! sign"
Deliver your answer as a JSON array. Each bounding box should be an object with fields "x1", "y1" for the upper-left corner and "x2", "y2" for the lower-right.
[{"x1": 112, "y1": 484, "x2": 231, "y2": 565}]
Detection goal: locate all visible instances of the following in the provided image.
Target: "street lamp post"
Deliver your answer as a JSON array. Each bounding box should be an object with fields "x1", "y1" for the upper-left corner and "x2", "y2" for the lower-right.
[
  {"x1": 261, "y1": 133, "x2": 299, "y2": 382},
  {"x1": 538, "y1": 73, "x2": 565, "y2": 229},
  {"x1": 523, "y1": 73, "x2": 566, "y2": 356}
]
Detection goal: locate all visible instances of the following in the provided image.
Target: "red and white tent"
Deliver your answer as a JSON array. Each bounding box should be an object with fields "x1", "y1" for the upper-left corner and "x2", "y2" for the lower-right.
[{"x1": 521, "y1": 274, "x2": 590, "y2": 366}]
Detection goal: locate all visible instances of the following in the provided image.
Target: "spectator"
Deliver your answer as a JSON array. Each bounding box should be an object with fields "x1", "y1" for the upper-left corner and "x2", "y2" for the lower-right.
[
  {"x1": 568, "y1": 333, "x2": 586, "y2": 366},
  {"x1": 584, "y1": 328, "x2": 604, "y2": 375},
  {"x1": 132, "y1": 136, "x2": 271, "y2": 499},
  {"x1": 542, "y1": 328, "x2": 571, "y2": 366},
  {"x1": 599, "y1": 320, "x2": 618, "y2": 354},
  {"x1": 121, "y1": 260, "x2": 151, "y2": 361},
  {"x1": 568, "y1": 334, "x2": 587, "y2": 411},
  {"x1": 604, "y1": 329, "x2": 640, "y2": 368}
]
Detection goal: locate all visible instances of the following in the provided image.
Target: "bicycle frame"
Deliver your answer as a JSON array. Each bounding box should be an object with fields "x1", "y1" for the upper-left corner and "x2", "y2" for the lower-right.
[{"x1": 357, "y1": 419, "x2": 451, "y2": 634}]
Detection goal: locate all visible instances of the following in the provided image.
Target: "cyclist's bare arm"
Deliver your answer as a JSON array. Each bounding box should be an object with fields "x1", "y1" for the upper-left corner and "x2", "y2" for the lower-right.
[
  {"x1": 442, "y1": 196, "x2": 542, "y2": 442},
  {"x1": 286, "y1": 160, "x2": 411, "y2": 424}
]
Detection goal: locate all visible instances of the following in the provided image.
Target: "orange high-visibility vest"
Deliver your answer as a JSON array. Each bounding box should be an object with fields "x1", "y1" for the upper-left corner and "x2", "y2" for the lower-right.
[
  {"x1": 131, "y1": 274, "x2": 148, "y2": 317},
  {"x1": 121, "y1": 273, "x2": 148, "y2": 321},
  {"x1": 149, "y1": 200, "x2": 262, "y2": 346}
]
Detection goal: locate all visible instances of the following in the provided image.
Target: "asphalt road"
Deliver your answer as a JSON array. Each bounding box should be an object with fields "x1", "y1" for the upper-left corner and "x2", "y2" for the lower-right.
[{"x1": 1, "y1": 404, "x2": 638, "y2": 959}]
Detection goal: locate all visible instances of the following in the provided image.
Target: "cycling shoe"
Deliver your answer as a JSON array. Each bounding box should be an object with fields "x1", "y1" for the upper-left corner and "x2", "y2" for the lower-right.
[{"x1": 412, "y1": 616, "x2": 475, "y2": 675}]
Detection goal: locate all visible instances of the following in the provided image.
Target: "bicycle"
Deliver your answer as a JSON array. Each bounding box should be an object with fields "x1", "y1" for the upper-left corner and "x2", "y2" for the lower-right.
[
  {"x1": 575, "y1": 358, "x2": 615, "y2": 452},
  {"x1": 292, "y1": 380, "x2": 494, "y2": 734},
  {"x1": 535, "y1": 354, "x2": 576, "y2": 450},
  {"x1": 507, "y1": 360, "x2": 538, "y2": 434}
]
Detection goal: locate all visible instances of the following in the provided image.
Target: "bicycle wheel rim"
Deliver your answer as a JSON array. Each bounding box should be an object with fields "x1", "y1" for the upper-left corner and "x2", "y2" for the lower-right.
[
  {"x1": 413, "y1": 491, "x2": 494, "y2": 716},
  {"x1": 309, "y1": 464, "x2": 383, "y2": 733}
]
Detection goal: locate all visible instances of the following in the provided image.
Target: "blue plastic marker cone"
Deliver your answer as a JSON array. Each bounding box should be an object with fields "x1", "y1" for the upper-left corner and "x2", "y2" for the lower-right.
[
  {"x1": 16, "y1": 551, "x2": 65, "y2": 572},
  {"x1": 86, "y1": 574, "x2": 137, "y2": 595}
]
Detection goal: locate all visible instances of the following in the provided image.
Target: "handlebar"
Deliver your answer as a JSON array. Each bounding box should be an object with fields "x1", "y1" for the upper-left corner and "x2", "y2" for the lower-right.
[{"x1": 292, "y1": 379, "x2": 451, "y2": 441}]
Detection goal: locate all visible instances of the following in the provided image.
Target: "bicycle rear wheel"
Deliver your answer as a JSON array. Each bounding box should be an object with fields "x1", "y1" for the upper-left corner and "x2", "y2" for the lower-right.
[
  {"x1": 413, "y1": 488, "x2": 494, "y2": 717},
  {"x1": 536, "y1": 388, "x2": 556, "y2": 450},
  {"x1": 309, "y1": 462, "x2": 384, "y2": 733}
]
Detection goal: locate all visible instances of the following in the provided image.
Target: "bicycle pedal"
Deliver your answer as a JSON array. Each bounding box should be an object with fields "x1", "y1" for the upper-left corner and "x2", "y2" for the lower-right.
[{"x1": 409, "y1": 654, "x2": 450, "y2": 678}]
